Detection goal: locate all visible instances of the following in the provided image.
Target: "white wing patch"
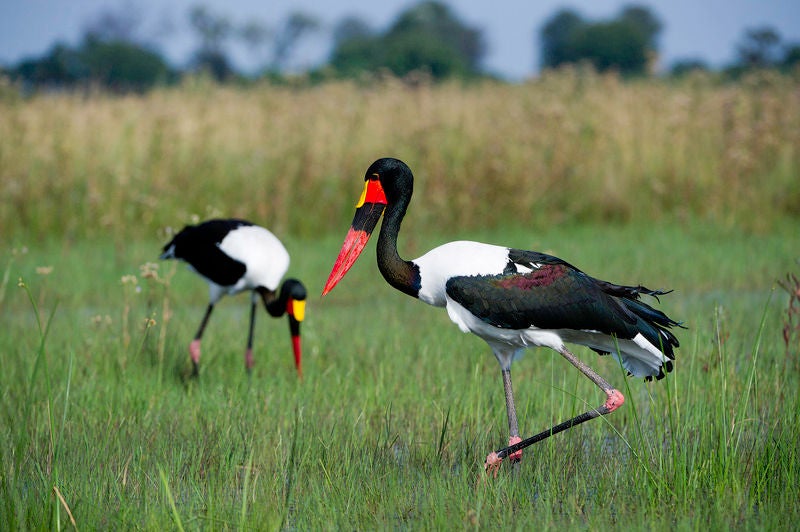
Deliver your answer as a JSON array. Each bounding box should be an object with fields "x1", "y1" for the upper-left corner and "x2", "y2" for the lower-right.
[
  {"x1": 413, "y1": 241, "x2": 511, "y2": 307},
  {"x1": 218, "y1": 225, "x2": 289, "y2": 292},
  {"x1": 515, "y1": 263, "x2": 534, "y2": 274}
]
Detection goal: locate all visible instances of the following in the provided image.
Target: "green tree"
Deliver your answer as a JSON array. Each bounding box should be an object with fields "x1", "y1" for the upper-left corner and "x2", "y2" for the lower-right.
[
  {"x1": 13, "y1": 44, "x2": 86, "y2": 87},
  {"x1": 387, "y1": 1, "x2": 484, "y2": 71},
  {"x1": 783, "y1": 44, "x2": 800, "y2": 71},
  {"x1": 329, "y1": 0, "x2": 485, "y2": 80},
  {"x1": 11, "y1": 38, "x2": 170, "y2": 91},
  {"x1": 736, "y1": 26, "x2": 782, "y2": 68},
  {"x1": 383, "y1": 30, "x2": 469, "y2": 78},
  {"x1": 567, "y1": 20, "x2": 649, "y2": 74},
  {"x1": 619, "y1": 5, "x2": 661, "y2": 49},
  {"x1": 539, "y1": 5, "x2": 660, "y2": 75},
  {"x1": 80, "y1": 36, "x2": 170, "y2": 91},
  {"x1": 11, "y1": 2, "x2": 172, "y2": 91},
  {"x1": 329, "y1": 35, "x2": 383, "y2": 77},
  {"x1": 540, "y1": 9, "x2": 583, "y2": 69}
]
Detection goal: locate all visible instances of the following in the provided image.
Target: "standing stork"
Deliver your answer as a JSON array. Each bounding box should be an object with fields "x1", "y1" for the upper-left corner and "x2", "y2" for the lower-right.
[
  {"x1": 160, "y1": 218, "x2": 306, "y2": 377},
  {"x1": 322, "y1": 158, "x2": 681, "y2": 473}
]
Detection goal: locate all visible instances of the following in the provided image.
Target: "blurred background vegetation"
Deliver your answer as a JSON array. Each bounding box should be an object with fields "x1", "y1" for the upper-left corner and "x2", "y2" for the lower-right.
[
  {"x1": 2, "y1": 70, "x2": 798, "y2": 243},
  {"x1": 0, "y1": 1, "x2": 798, "y2": 243},
  {"x1": 2, "y1": 1, "x2": 799, "y2": 91}
]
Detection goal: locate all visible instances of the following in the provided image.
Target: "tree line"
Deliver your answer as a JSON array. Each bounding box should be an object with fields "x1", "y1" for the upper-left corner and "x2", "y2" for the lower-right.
[{"x1": 3, "y1": 1, "x2": 799, "y2": 92}]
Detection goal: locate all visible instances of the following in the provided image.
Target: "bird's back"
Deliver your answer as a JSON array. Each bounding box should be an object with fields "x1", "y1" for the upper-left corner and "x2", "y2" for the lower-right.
[
  {"x1": 218, "y1": 224, "x2": 289, "y2": 291},
  {"x1": 161, "y1": 219, "x2": 289, "y2": 292}
]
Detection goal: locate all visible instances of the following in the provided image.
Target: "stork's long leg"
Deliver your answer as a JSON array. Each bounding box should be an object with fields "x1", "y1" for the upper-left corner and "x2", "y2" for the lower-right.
[
  {"x1": 501, "y1": 369, "x2": 523, "y2": 462},
  {"x1": 190, "y1": 303, "x2": 215, "y2": 376},
  {"x1": 486, "y1": 346, "x2": 625, "y2": 473},
  {"x1": 245, "y1": 296, "x2": 257, "y2": 373},
  {"x1": 502, "y1": 369, "x2": 519, "y2": 436}
]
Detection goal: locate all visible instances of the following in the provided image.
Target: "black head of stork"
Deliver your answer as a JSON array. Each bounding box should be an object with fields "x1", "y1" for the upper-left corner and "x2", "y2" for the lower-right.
[
  {"x1": 160, "y1": 218, "x2": 306, "y2": 378},
  {"x1": 261, "y1": 278, "x2": 307, "y2": 376},
  {"x1": 323, "y1": 158, "x2": 683, "y2": 475},
  {"x1": 322, "y1": 157, "x2": 419, "y2": 298}
]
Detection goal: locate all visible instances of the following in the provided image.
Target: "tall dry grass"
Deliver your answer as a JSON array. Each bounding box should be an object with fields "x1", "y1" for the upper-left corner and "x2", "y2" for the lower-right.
[{"x1": 1, "y1": 69, "x2": 798, "y2": 242}]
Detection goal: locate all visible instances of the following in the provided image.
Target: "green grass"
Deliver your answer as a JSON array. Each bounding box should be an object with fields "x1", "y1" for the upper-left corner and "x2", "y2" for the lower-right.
[{"x1": 1, "y1": 220, "x2": 798, "y2": 529}]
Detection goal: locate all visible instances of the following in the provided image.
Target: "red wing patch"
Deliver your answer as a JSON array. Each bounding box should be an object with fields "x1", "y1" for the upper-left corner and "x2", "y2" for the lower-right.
[{"x1": 491, "y1": 264, "x2": 568, "y2": 290}]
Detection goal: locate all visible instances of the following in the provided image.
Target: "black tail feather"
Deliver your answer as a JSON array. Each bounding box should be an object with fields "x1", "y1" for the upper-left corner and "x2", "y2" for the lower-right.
[
  {"x1": 597, "y1": 279, "x2": 684, "y2": 380},
  {"x1": 622, "y1": 295, "x2": 682, "y2": 362}
]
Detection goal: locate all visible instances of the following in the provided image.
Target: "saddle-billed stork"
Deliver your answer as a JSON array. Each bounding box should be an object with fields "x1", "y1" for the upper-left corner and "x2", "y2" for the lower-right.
[
  {"x1": 322, "y1": 158, "x2": 681, "y2": 474},
  {"x1": 160, "y1": 218, "x2": 306, "y2": 377}
]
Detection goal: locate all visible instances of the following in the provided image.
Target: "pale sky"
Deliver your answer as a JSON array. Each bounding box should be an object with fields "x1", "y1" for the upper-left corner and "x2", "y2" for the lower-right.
[{"x1": 1, "y1": 0, "x2": 799, "y2": 79}]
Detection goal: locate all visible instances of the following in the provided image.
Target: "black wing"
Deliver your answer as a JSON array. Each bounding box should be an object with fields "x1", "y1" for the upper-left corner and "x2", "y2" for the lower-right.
[
  {"x1": 445, "y1": 249, "x2": 680, "y2": 358},
  {"x1": 162, "y1": 219, "x2": 251, "y2": 286}
]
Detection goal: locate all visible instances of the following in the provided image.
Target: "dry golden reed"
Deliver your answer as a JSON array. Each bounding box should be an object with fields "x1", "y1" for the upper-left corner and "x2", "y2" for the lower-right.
[{"x1": 1, "y1": 69, "x2": 798, "y2": 241}]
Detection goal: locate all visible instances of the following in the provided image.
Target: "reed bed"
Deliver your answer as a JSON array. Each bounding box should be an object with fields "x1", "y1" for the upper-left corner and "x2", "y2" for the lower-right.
[{"x1": 1, "y1": 69, "x2": 798, "y2": 244}]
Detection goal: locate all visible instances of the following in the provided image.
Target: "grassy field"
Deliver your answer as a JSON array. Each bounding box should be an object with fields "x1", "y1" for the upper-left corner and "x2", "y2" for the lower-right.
[
  {"x1": 1, "y1": 72, "x2": 799, "y2": 528},
  {"x1": 2, "y1": 221, "x2": 798, "y2": 529}
]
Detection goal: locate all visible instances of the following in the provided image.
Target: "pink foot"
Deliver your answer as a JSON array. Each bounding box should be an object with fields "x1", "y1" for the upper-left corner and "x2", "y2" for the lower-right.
[
  {"x1": 189, "y1": 339, "x2": 201, "y2": 365},
  {"x1": 483, "y1": 435, "x2": 523, "y2": 476},
  {"x1": 245, "y1": 348, "x2": 254, "y2": 372},
  {"x1": 604, "y1": 389, "x2": 625, "y2": 413},
  {"x1": 484, "y1": 451, "x2": 503, "y2": 477}
]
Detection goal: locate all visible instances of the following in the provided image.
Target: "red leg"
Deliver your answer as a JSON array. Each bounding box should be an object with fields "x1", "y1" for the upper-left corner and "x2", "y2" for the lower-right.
[{"x1": 190, "y1": 303, "x2": 214, "y2": 376}]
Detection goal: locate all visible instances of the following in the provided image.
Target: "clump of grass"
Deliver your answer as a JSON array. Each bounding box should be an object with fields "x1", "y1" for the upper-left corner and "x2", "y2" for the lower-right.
[
  {"x1": 117, "y1": 260, "x2": 177, "y2": 383},
  {"x1": 4, "y1": 276, "x2": 73, "y2": 529}
]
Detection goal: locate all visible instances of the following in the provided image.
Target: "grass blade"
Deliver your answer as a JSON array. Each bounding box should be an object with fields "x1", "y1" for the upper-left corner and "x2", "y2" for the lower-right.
[{"x1": 158, "y1": 465, "x2": 185, "y2": 532}]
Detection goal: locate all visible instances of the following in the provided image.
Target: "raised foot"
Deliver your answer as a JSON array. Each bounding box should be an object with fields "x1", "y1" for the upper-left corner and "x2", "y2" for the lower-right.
[
  {"x1": 484, "y1": 435, "x2": 523, "y2": 477},
  {"x1": 603, "y1": 389, "x2": 625, "y2": 413},
  {"x1": 484, "y1": 451, "x2": 503, "y2": 478}
]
